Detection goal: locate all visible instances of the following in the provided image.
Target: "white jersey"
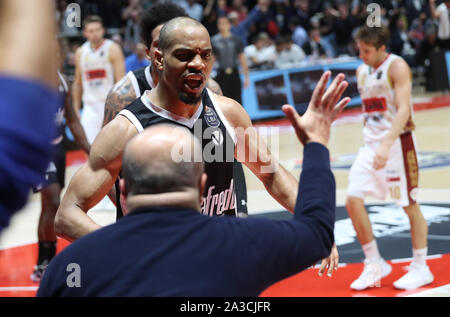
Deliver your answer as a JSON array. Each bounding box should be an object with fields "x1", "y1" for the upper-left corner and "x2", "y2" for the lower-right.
[
  {"x1": 80, "y1": 39, "x2": 115, "y2": 105},
  {"x1": 357, "y1": 53, "x2": 415, "y2": 144}
]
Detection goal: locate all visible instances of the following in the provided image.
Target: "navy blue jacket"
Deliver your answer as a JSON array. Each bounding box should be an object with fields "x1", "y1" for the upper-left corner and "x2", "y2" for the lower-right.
[
  {"x1": 38, "y1": 142, "x2": 335, "y2": 297},
  {"x1": 0, "y1": 76, "x2": 57, "y2": 231}
]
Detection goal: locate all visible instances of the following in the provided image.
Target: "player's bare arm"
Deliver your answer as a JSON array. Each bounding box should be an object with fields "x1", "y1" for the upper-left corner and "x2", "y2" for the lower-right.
[
  {"x1": 103, "y1": 75, "x2": 137, "y2": 127},
  {"x1": 373, "y1": 59, "x2": 412, "y2": 170},
  {"x1": 63, "y1": 82, "x2": 91, "y2": 154},
  {"x1": 55, "y1": 116, "x2": 138, "y2": 241},
  {"x1": 0, "y1": 0, "x2": 57, "y2": 88},
  {"x1": 72, "y1": 48, "x2": 83, "y2": 117},
  {"x1": 109, "y1": 43, "x2": 126, "y2": 83},
  {"x1": 213, "y1": 93, "x2": 298, "y2": 213}
]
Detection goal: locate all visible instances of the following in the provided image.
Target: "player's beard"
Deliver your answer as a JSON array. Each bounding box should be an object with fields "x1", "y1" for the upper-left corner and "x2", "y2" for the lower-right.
[{"x1": 179, "y1": 88, "x2": 205, "y2": 105}]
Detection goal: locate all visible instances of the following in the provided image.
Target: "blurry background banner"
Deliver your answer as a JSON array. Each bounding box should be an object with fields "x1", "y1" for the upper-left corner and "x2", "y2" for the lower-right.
[{"x1": 241, "y1": 58, "x2": 362, "y2": 120}]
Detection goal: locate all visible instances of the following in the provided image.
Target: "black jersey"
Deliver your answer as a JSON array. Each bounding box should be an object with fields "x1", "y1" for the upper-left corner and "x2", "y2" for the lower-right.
[
  {"x1": 119, "y1": 89, "x2": 237, "y2": 217},
  {"x1": 127, "y1": 66, "x2": 155, "y2": 97}
]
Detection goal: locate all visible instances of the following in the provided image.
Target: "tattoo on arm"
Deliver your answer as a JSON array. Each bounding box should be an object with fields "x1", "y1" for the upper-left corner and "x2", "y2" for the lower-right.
[
  {"x1": 207, "y1": 79, "x2": 223, "y2": 96},
  {"x1": 102, "y1": 80, "x2": 137, "y2": 127}
]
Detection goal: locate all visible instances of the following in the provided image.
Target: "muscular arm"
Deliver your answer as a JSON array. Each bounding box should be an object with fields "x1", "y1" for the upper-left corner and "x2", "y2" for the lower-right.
[
  {"x1": 109, "y1": 43, "x2": 126, "y2": 83},
  {"x1": 238, "y1": 53, "x2": 250, "y2": 88},
  {"x1": 55, "y1": 116, "x2": 138, "y2": 241},
  {"x1": 72, "y1": 48, "x2": 83, "y2": 116},
  {"x1": 102, "y1": 75, "x2": 137, "y2": 127},
  {"x1": 0, "y1": 0, "x2": 57, "y2": 88},
  {"x1": 215, "y1": 94, "x2": 298, "y2": 213}
]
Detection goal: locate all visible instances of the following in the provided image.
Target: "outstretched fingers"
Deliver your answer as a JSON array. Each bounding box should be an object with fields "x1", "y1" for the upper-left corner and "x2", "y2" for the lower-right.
[
  {"x1": 310, "y1": 71, "x2": 331, "y2": 109},
  {"x1": 322, "y1": 73, "x2": 346, "y2": 111},
  {"x1": 332, "y1": 97, "x2": 351, "y2": 121}
]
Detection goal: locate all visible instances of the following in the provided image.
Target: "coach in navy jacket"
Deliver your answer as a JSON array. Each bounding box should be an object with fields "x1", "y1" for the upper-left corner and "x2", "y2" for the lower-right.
[{"x1": 38, "y1": 71, "x2": 350, "y2": 297}]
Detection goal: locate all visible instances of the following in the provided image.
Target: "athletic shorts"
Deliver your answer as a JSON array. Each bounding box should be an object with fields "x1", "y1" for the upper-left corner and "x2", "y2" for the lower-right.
[
  {"x1": 347, "y1": 132, "x2": 419, "y2": 207},
  {"x1": 33, "y1": 142, "x2": 66, "y2": 193},
  {"x1": 80, "y1": 102, "x2": 104, "y2": 144}
]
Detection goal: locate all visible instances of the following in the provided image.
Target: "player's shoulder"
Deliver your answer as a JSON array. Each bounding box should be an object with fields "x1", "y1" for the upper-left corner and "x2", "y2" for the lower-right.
[
  {"x1": 108, "y1": 72, "x2": 136, "y2": 100},
  {"x1": 207, "y1": 90, "x2": 249, "y2": 126},
  {"x1": 388, "y1": 56, "x2": 411, "y2": 80}
]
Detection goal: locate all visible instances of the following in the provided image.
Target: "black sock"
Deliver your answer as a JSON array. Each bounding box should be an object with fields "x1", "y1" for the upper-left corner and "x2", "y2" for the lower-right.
[{"x1": 37, "y1": 241, "x2": 57, "y2": 265}]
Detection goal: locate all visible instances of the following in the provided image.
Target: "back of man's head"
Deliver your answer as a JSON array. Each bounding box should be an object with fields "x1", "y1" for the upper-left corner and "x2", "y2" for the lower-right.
[
  {"x1": 122, "y1": 124, "x2": 204, "y2": 197},
  {"x1": 140, "y1": 2, "x2": 188, "y2": 48}
]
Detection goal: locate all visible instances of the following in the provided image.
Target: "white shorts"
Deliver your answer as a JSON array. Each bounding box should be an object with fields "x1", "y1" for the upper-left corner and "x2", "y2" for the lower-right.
[
  {"x1": 80, "y1": 102, "x2": 105, "y2": 144},
  {"x1": 347, "y1": 132, "x2": 419, "y2": 207}
]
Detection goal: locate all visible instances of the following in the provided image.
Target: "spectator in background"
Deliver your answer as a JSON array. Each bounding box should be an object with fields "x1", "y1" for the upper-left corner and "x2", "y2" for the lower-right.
[
  {"x1": 302, "y1": 27, "x2": 329, "y2": 60},
  {"x1": 390, "y1": 14, "x2": 417, "y2": 67},
  {"x1": 289, "y1": 16, "x2": 308, "y2": 48},
  {"x1": 212, "y1": 15, "x2": 250, "y2": 104},
  {"x1": 416, "y1": 22, "x2": 441, "y2": 91},
  {"x1": 228, "y1": 2, "x2": 272, "y2": 47},
  {"x1": 333, "y1": 1, "x2": 356, "y2": 56},
  {"x1": 202, "y1": 0, "x2": 220, "y2": 35},
  {"x1": 244, "y1": 32, "x2": 276, "y2": 70},
  {"x1": 125, "y1": 43, "x2": 150, "y2": 73},
  {"x1": 320, "y1": 2, "x2": 339, "y2": 51},
  {"x1": 274, "y1": 34, "x2": 306, "y2": 69},
  {"x1": 178, "y1": 0, "x2": 204, "y2": 21},
  {"x1": 404, "y1": 0, "x2": 429, "y2": 26},
  {"x1": 429, "y1": 0, "x2": 450, "y2": 49},
  {"x1": 122, "y1": 0, "x2": 143, "y2": 54},
  {"x1": 229, "y1": 0, "x2": 248, "y2": 22},
  {"x1": 286, "y1": 0, "x2": 312, "y2": 31}
]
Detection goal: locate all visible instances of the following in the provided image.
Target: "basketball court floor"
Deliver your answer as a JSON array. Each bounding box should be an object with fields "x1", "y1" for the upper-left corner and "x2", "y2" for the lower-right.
[{"x1": 0, "y1": 93, "x2": 449, "y2": 297}]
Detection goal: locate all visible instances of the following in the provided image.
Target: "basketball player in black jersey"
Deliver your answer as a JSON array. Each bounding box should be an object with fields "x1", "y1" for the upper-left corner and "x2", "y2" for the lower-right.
[
  {"x1": 31, "y1": 41, "x2": 90, "y2": 282},
  {"x1": 56, "y1": 17, "x2": 339, "y2": 275},
  {"x1": 102, "y1": 2, "x2": 248, "y2": 218}
]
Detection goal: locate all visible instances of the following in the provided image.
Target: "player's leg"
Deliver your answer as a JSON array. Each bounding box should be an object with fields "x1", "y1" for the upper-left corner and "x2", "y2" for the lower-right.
[
  {"x1": 233, "y1": 160, "x2": 248, "y2": 218},
  {"x1": 392, "y1": 133, "x2": 433, "y2": 289},
  {"x1": 31, "y1": 183, "x2": 61, "y2": 282},
  {"x1": 346, "y1": 196, "x2": 374, "y2": 245},
  {"x1": 346, "y1": 146, "x2": 391, "y2": 290}
]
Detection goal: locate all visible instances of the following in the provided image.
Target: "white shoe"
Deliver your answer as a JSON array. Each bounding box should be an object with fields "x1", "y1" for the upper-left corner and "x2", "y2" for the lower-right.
[
  {"x1": 350, "y1": 258, "x2": 392, "y2": 291},
  {"x1": 393, "y1": 262, "x2": 434, "y2": 290}
]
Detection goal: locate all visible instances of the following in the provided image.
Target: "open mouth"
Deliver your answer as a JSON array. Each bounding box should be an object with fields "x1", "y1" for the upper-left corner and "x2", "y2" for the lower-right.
[{"x1": 184, "y1": 74, "x2": 205, "y2": 91}]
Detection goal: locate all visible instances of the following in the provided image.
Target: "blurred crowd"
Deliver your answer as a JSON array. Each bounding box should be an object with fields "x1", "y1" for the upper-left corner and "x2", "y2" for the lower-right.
[{"x1": 57, "y1": 0, "x2": 448, "y2": 82}]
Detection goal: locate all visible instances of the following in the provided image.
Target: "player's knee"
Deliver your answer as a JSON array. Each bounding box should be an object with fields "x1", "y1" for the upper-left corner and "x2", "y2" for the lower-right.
[
  {"x1": 346, "y1": 196, "x2": 365, "y2": 216},
  {"x1": 346, "y1": 196, "x2": 360, "y2": 210},
  {"x1": 402, "y1": 203, "x2": 421, "y2": 218}
]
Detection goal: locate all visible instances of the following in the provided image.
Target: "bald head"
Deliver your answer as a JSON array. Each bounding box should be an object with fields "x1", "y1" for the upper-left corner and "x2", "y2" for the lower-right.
[
  {"x1": 158, "y1": 17, "x2": 208, "y2": 52},
  {"x1": 122, "y1": 124, "x2": 204, "y2": 197}
]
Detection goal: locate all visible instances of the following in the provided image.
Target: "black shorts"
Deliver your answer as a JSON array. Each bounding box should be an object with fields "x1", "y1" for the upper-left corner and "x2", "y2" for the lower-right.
[{"x1": 33, "y1": 142, "x2": 66, "y2": 193}]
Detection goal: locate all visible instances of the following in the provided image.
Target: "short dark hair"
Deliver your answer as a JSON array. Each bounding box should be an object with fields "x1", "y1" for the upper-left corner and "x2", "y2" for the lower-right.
[
  {"x1": 139, "y1": 2, "x2": 188, "y2": 48},
  {"x1": 355, "y1": 25, "x2": 390, "y2": 49},
  {"x1": 83, "y1": 15, "x2": 103, "y2": 29}
]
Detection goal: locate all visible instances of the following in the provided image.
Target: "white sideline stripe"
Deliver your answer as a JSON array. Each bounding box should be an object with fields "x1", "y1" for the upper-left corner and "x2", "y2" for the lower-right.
[
  {"x1": 390, "y1": 254, "x2": 442, "y2": 264},
  {"x1": 406, "y1": 283, "x2": 450, "y2": 297},
  {"x1": 0, "y1": 286, "x2": 38, "y2": 292}
]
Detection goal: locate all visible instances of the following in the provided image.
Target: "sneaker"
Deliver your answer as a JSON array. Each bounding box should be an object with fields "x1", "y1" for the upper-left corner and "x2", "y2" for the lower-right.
[
  {"x1": 30, "y1": 261, "x2": 48, "y2": 282},
  {"x1": 393, "y1": 262, "x2": 434, "y2": 290},
  {"x1": 350, "y1": 258, "x2": 392, "y2": 290}
]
